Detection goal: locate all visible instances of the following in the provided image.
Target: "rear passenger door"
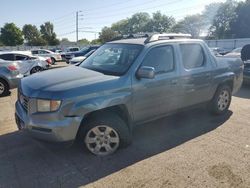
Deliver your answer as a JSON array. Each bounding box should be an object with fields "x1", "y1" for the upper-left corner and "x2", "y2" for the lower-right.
[
  {"x1": 132, "y1": 45, "x2": 180, "y2": 123},
  {"x1": 178, "y1": 43, "x2": 212, "y2": 107}
]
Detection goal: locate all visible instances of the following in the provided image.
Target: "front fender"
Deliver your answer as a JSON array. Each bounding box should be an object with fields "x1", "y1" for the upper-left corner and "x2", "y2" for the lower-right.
[{"x1": 62, "y1": 91, "x2": 133, "y2": 119}]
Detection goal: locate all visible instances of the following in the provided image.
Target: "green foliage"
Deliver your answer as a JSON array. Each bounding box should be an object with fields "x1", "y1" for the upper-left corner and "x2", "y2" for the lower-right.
[
  {"x1": 99, "y1": 27, "x2": 119, "y2": 43},
  {"x1": 208, "y1": 0, "x2": 238, "y2": 39},
  {"x1": 22, "y1": 24, "x2": 46, "y2": 46},
  {"x1": 0, "y1": 23, "x2": 23, "y2": 46},
  {"x1": 145, "y1": 11, "x2": 175, "y2": 33},
  {"x1": 229, "y1": 0, "x2": 250, "y2": 38},
  {"x1": 40, "y1": 22, "x2": 59, "y2": 45},
  {"x1": 102, "y1": 11, "x2": 175, "y2": 41},
  {"x1": 172, "y1": 14, "x2": 204, "y2": 38},
  {"x1": 78, "y1": 38, "x2": 90, "y2": 45},
  {"x1": 90, "y1": 39, "x2": 102, "y2": 45}
]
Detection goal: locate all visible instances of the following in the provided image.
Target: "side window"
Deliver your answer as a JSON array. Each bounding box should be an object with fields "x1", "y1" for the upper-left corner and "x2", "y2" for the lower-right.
[
  {"x1": 180, "y1": 44, "x2": 205, "y2": 69},
  {"x1": 15, "y1": 54, "x2": 28, "y2": 61},
  {"x1": 142, "y1": 46, "x2": 174, "y2": 74},
  {"x1": 0, "y1": 54, "x2": 14, "y2": 61},
  {"x1": 32, "y1": 50, "x2": 38, "y2": 55}
]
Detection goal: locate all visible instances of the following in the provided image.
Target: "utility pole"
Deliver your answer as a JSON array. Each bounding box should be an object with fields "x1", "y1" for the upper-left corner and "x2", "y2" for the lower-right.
[
  {"x1": 76, "y1": 11, "x2": 78, "y2": 43},
  {"x1": 76, "y1": 11, "x2": 83, "y2": 44}
]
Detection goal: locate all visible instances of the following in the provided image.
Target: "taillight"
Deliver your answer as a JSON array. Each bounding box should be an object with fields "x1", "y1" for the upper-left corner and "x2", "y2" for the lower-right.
[
  {"x1": 46, "y1": 58, "x2": 52, "y2": 64},
  {"x1": 7, "y1": 65, "x2": 18, "y2": 71}
]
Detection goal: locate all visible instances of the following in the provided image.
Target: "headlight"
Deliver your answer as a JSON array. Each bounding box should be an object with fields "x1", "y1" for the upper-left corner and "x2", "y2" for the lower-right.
[
  {"x1": 37, "y1": 99, "x2": 61, "y2": 112},
  {"x1": 71, "y1": 54, "x2": 75, "y2": 58}
]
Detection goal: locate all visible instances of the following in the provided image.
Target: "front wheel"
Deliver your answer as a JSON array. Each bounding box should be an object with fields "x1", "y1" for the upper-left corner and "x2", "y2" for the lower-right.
[
  {"x1": 78, "y1": 113, "x2": 131, "y2": 156},
  {"x1": 0, "y1": 79, "x2": 9, "y2": 97},
  {"x1": 209, "y1": 85, "x2": 232, "y2": 115}
]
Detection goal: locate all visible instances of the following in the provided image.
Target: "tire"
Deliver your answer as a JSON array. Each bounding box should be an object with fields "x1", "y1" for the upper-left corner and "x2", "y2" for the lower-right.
[
  {"x1": 78, "y1": 112, "x2": 131, "y2": 156},
  {"x1": 30, "y1": 66, "x2": 43, "y2": 74},
  {"x1": 51, "y1": 58, "x2": 56, "y2": 65},
  {"x1": 209, "y1": 85, "x2": 232, "y2": 115},
  {"x1": 0, "y1": 79, "x2": 9, "y2": 97}
]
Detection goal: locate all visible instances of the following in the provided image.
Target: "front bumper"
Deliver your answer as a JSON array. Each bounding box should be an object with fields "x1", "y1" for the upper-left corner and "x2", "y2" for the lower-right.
[{"x1": 15, "y1": 101, "x2": 82, "y2": 142}]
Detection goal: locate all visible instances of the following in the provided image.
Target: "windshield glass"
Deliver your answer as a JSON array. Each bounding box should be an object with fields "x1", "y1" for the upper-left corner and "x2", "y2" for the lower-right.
[
  {"x1": 80, "y1": 47, "x2": 88, "y2": 52},
  {"x1": 80, "y1": 43, "x2": 143, "y2": 76}
]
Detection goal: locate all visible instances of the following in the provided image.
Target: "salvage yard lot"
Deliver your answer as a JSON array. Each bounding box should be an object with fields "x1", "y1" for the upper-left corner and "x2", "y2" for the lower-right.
[{"x1": 0, "y1": 86, "x2": 250, "y2": 188}]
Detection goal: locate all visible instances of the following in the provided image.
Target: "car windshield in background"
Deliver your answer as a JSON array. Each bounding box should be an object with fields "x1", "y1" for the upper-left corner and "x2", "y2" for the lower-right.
[{"x1": 80, "y1": 44, "x2": 143, "y2": 76}]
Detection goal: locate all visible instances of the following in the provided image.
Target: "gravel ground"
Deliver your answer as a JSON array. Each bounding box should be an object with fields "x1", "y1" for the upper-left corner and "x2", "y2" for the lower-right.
[{"x1": 0, "y1": 84, "x2": 249, "y2": 188}]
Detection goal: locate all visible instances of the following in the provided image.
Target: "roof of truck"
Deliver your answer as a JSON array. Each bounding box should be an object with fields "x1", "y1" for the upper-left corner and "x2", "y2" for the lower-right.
[{"x1": 108, "y1": 38, "x2": 203, "y2": 45}]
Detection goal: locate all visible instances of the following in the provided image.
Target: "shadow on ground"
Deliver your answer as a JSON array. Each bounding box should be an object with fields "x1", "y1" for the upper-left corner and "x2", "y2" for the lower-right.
[
  {"x1": 0, "y1": 109, "x2": 232, "y2": 188},
  {"x1": 234, "y1": 84, "x2": 250, "y2": 99}
]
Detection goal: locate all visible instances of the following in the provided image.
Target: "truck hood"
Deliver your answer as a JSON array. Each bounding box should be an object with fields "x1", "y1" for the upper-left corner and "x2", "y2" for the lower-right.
[{"x1": 20, "y1": 66, "x2": 119, "y2": 99}]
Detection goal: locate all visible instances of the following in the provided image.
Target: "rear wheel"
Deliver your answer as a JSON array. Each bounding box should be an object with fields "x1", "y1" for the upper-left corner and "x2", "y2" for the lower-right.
[
  {"x1": 209, "y1": 85, "x2": 232, "y2": 115},
  {"x1": 78, "y1": 113, "x2": 131, "y2": 156},
  {"x1": 0, "y1": 79, "x2": 9, "y2": 97},
  {"x1": 51, "y1": 58, "x2": 56, "y2": 65},
  {"x1": 30, "y1": 66, "x2": 43, "y2": 74}
]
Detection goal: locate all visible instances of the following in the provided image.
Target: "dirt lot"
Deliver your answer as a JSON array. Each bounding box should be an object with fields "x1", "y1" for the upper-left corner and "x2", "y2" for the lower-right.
[{"x1": 0, "y1": 82, "x2": 249, "y2": 188}]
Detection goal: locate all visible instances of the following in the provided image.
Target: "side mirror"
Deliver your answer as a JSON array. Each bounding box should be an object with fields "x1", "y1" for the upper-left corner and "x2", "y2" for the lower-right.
[{"x1": 137, "y1": 66, "x2": 155, "y2": 79}]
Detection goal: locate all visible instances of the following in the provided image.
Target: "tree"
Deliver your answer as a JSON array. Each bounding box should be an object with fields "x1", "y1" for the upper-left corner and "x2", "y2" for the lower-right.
[
  {"x1": 202, "y1": 3, "x2": 223, "y2": 26},
  {"x1": 0, "y1": 23, "x2": 23, "y2": 46},
  {"x1": 99, "y1": 27, "x2": 119, "y2": 43},
  {"x1": 111, "y1": 19, "x2": 130, "y2": 35},
  {"x1": 40, "y1": 22, "x2": 59, "y2": 45},
  {"x1": 22, "y1": 24, "x2": 46, "y2": 46},
  {"x1": 127, "y1": 12, "x2": 151, "y2": 33},
  {"x1": 78, "y1": 38, "x2": 90, "y2": 45},
  {"x1": 91, "y1": 39, "x2": 101, "y2": 45},
  {"x1": 229, "y1": 0, "x2": 250, "y2": 38},
  {"x1": 145, "y1": 11, "x2": 175, "y2": 33},
  {"x1": 172, "y1": 14, "x2": 205, "y2": 38},
  {"x1": 208, "y1": 0, "x2": 238, "y2": 39}
]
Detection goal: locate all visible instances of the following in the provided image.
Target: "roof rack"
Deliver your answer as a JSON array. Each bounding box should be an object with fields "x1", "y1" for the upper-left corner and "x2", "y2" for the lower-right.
[{"x1": 144, "y1": 33, "x2": 192, "y2": 43}]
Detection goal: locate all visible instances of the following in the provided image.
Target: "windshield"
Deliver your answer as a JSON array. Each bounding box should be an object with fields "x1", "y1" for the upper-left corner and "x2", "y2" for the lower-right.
[
  {"x1": 80, "y1": 47, "x2": 89, "y2": 52},
  {"x1": 80, "y1": 43, "x2": 143, "y2": 76}
]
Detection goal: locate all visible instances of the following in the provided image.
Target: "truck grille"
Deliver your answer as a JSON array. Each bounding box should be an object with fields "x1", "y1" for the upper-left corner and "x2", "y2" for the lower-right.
[{"x1": 19, "y1": 91, "x2": 29, "y2": 112}]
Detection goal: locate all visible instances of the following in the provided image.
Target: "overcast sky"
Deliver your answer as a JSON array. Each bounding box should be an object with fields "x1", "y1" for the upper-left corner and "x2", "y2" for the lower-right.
[{"x1": 0, "y1": 0, "x2": 228, "y2": 41}]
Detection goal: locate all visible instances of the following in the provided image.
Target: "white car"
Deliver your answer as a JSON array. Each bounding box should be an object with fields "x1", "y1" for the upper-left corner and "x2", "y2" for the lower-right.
[
  {"x1": 69, "y1": 49, "x2": 96, "y2": 65},
  {"x1": 0, "y1": 51, "x2": 50, "y2": 76},
  {"x1": 31, "y1": 49, "x2": 62, "y2": 64},
  {"x1": 224, "y1": 47, "x2": 242, "y2": 58}
]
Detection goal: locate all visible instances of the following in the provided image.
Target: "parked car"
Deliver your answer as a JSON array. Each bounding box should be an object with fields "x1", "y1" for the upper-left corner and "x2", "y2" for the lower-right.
[
  {"x1": 61, "y1": 47, "x2": 80, "y2": 61},
  {"x1": 31, "y1": 49, "x2": 62, "y2": 64},
  {"x1": 0, "y1": 59, "x2": 23, "y2": 96},
  {"x1": 15, "y1": 34, "x2": 243, "y2": 156},
  {"x1": 65, "y1": 46, "x2": 100, "y2": 63},
  {"x1": 69, "y1": 49, "x2": 96, "y2": 65},
  {"x1": 224, "y1": 47, "x2": 242, "y2": 58},
  {"x1": 241, "y1": 44, "x2": 250, "y2": 84},
  {"x1": 0, "y1": 51, "x2": 50, "y2": 76}
]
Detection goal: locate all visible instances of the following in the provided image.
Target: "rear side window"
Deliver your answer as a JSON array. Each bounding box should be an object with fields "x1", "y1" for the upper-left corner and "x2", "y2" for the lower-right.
[
  {"x1": 0, "y1": 54, "x2": 14, "y2": 61},
  {"x1": 180, "y1": 44, "x2": 205, "y2": 69},
  {"x1": 15, "y1": 54, "x2": 28, "y2": 60},
  {"x1": 142, "y1": 45, "x2": 174, "y2": 74}
]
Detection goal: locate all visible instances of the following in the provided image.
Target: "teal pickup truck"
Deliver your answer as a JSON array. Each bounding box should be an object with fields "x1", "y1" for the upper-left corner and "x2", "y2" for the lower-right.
[{"x1": 16, "y1": 34, "x2": 243, "y2": 156}]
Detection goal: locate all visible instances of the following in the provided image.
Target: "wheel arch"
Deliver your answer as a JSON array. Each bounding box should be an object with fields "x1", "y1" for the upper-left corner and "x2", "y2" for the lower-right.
[{"x1": 76, "y1": 104, "x2": 132, "y2": 139}]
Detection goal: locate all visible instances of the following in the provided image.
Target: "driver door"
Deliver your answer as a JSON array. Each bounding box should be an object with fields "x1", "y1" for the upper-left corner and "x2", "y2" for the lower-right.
[{"x1": 132, "y1": 45, "x2": 180, "y2": 123}]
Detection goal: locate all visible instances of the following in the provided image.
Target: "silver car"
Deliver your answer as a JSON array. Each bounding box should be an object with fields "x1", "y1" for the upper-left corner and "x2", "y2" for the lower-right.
[
  {"x1": 0, "y1": 51, "x2": 49, "y2": 76},
  {"x1": 0, "y1": 59, "x2": 23, "y2": 96},
  {"x1": 31, "y1": 49, "x2": 62, "y2": 64}
]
